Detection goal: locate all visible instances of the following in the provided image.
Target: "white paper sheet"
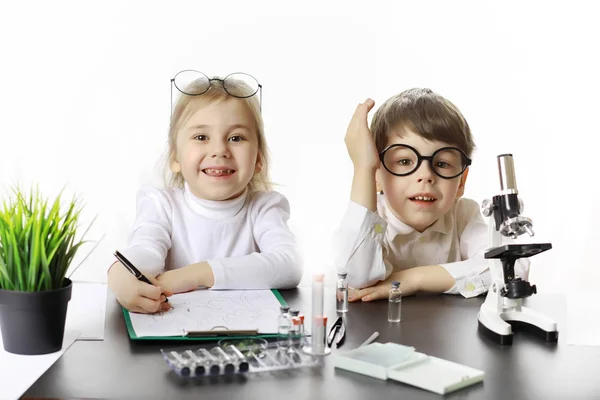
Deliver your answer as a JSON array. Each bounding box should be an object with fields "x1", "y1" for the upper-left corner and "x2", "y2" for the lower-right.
[
  {"x1": 567, "y1": 291, "x2": 600, "y2": 346},
  {"x1": 129, "y1": 289, "x2": 282, "y2": 337},
  {"x1": 0, "y1": 330, "x2": 80, "y2": 400},
  {"x1": 64, "y1": 281, "x2": 107, "y2": 340}
]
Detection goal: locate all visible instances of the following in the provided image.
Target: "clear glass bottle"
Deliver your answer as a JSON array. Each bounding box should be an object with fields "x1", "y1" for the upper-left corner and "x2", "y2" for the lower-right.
[
  {"x1": 336, "y1": 273, "x2": 349, "y2": 313},
  {"x1": 298, "y1": 313, "x2": 305, "y2": 345},
  {"x1": 388, "y1": 281, "x2": 402, "y2": 322},
  {"x1": 277, "y1": 306, "x2": 292, "y2": 352},
  {"x1": 290, "y1": 316, "x2": 302, "y2": 350},
  {"x1": 288, "y1": 309, "x2": 300, "y2": 348}
]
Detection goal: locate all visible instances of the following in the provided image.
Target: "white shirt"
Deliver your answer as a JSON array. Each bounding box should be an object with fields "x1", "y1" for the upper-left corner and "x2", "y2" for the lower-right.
[
  {"x1": 332, "y1": 194, "x2": 530, "y2": 298},
  {"x1": 119, "y1": 183, "x2": 303, "y2": 290}
]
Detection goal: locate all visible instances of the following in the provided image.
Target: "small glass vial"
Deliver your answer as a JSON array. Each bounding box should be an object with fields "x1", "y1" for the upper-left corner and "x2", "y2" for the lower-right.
[
  {"x1": 298, "y1": 313, "x2": 305, "y2": 345},
  {"x1": 290, "y1": 316, "x2": 302, "y2": 349},
  {"x1": 388, "y1": 281, "x2": 402, "y2": 322},
  {"x1": 289, "y1": 308, "x2": 300, "y2": 324},
  {"x1": 288, "y1": 309, "x2": 299, "y2": 349},
  {"x1": 336, "y1": 273, "x2": 349, "y2": 313},
  {"x1": 277, "y1": 306, "x2": 292, "y2": 352}
]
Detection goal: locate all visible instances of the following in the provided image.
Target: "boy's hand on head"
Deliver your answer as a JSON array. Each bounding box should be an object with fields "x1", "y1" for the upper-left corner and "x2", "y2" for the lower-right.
[
  {"x1": 107, "y1": 262, "x2": 172, "y2": 314},
  {"x1": 345, "y1": 98, "x2": 380, "y2": 171},
  {"x1": 348, "y1": 270, "x2": 419, "y2": 302}
]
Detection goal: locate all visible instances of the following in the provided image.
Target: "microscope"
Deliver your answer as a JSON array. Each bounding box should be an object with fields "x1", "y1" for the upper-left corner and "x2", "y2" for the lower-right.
[{"x1": 477, "y1": 154, "x2": 559, "y2": 345}]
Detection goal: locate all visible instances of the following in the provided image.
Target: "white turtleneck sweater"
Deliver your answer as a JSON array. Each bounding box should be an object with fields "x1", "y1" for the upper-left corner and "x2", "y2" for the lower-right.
[{"x1": 118, "y1": 184, "x2": 303, "y2": 290}]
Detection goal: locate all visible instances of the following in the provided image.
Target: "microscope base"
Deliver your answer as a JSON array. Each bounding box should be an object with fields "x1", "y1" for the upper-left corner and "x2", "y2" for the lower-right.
[
  {"x1": 508, "y1": 320, "x2": 559, "y2": 342},
  {"x1": 478, "y1": 302, "x2": 559, "y2": 345},
  {"x1": 477, "y1": 319, "x2": 513, "y2": 345},
  {"x1": 477, "y1": 319, "x2": 559, "y2": 345}
]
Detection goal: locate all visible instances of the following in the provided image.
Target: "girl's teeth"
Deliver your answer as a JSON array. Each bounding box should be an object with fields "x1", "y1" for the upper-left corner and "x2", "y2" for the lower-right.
[
  {"x1": 205, "y1": 169, "x2": 234, "y2": 175},
  {"x1": 414, "y1": 196, "x2": 435, "y2": 201}
]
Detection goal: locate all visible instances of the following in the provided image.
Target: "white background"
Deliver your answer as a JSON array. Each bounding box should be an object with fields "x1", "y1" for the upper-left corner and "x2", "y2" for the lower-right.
[{"x1": 0, "y1": 1, "x2": 598, "y2": 292}]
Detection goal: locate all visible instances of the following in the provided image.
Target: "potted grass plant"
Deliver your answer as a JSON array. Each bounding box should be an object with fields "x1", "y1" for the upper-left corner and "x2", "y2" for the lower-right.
[{"x1": 0, "y1": 186, "x2": 91, "y2": 355}]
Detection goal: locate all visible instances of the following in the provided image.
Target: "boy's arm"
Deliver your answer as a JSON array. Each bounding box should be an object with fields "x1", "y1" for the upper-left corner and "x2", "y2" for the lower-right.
[
  {"x1": 348, "y1": 266, "x2": 455, "y2": 302},
  {"x1": 333, "y1": 200, "x2": 393, "y2": 288},
  {"x1": 350, "y1": 168, "x2": 378, "y2": 212},
  {"x1": 345, "y1": 98, "x2": 379, "y2": 212},
  {"x1": 333, "y1": 98, "x2": 393, "y2": 288},
  {"x1": 350, "y1": 200, "x2": 484, "y2": 302}
]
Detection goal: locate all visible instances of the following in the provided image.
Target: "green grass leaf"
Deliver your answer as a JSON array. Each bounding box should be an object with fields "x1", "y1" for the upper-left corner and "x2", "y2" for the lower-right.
[{"x1": 0, "y1": 186, "x2": 92, "y2": 292}]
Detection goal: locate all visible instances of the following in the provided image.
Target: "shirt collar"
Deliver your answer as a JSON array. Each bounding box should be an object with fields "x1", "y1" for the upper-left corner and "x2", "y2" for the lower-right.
[
  {"x1": 380, "y1": 194, "x2": 454, "y2": 237},
  {"x1": 183, "y1": 182, "x2": 248, "y2": 219}
]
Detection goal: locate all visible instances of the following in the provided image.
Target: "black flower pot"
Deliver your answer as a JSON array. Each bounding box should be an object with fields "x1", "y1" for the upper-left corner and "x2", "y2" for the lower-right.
[{"x1": 0, "y1": 278, "x2": 73, "y2": 355}]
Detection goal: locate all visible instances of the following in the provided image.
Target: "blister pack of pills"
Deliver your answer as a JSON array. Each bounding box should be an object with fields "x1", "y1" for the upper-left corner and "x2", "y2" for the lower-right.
[{"x1": 161, "y1": 338, "x2": 322, "y2": 378}]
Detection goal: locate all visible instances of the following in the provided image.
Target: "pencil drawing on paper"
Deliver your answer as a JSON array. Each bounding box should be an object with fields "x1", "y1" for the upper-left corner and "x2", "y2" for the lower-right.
[{"x1": 129, "y1": 289, "x2": 282, "y2": 337}]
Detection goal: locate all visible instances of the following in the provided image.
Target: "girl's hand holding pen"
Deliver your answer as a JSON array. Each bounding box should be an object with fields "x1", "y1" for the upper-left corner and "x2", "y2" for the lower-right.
[{"x1": 108, "y1": 262, "x2": 173, "y2": 314}]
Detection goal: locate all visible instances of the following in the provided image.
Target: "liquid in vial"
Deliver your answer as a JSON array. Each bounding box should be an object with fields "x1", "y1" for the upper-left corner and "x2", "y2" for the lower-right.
[
  {"x1": 336, "y1": 273, "x2": 349, "y2": 313},
  {"x1": 277, "y1": 306, "x2": 292, "y2": 352},
  {"x1": 388, "y1": 281, "x2": 402, "y2": 322}
]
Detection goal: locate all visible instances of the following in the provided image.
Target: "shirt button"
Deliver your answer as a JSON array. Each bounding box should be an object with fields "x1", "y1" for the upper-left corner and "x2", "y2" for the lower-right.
[
  {"x1": 465, "y1": 282, "x2": 476, "y2": 291},
  {"x1": 374, "y1": 224, "x2": 383, "y2": 234}
]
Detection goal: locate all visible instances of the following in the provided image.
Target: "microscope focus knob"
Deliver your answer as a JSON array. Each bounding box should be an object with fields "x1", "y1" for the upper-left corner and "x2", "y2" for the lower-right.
[
  {"x1": 518, "y1": 198, "x2": 525, "y2": 214},
  {"x1": 499, "y1": 216, "x2": 534, "y2": 238},
  {"x1": 481, "y1": 199, "x2": 494, "y2": 217}
]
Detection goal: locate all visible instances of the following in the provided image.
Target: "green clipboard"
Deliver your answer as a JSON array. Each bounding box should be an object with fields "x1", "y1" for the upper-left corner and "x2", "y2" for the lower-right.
[{"x1": 122, "y1": 289, "x2": 287, "y2": 341}]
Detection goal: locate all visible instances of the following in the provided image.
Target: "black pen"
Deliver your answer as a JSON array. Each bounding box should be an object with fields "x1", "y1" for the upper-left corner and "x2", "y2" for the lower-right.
[{"x1": 114, "y1": 250, "x2": 169, "y2": 303}]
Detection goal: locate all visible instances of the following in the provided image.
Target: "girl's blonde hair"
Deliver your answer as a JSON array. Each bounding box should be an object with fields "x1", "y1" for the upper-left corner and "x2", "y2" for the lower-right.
[{"x1": 164, "y1": 77, "x2": 271, "y2": 193}]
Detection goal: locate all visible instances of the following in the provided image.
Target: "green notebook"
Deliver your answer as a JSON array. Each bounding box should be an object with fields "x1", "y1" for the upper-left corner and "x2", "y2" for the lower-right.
[{"x1": 123, "y1": 289, "x2": 287, "y2": 341}]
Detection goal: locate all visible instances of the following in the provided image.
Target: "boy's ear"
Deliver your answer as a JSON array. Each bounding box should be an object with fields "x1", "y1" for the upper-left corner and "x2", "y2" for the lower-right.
[
  {"x1": 375, "y1": 169, "x2": 383, "y2": 193},
  {"x1": 456, "y1": 167, "x2": 469, "y2": 198}
]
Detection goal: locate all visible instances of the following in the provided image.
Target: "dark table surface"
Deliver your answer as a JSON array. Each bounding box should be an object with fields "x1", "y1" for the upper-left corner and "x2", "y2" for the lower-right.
[{"x1": 23, "y1": 288, "x2": 600, "y2": 400}]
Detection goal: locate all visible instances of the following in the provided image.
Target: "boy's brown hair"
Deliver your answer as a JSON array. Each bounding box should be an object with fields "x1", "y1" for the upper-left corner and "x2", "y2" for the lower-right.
[{"x1": 371, "y1": 88, "x2": 475, "y2": 157}]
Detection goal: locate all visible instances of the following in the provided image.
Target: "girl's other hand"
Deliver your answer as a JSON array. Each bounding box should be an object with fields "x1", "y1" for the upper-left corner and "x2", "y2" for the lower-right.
[{"x1": 156, "y1": 262, "x2": 214, "y2": 294}]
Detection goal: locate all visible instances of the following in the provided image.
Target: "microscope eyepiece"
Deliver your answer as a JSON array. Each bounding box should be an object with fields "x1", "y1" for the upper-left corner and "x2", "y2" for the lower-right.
[{"x1": 497, "y1": 154, "x2": 518, "y2": 194}]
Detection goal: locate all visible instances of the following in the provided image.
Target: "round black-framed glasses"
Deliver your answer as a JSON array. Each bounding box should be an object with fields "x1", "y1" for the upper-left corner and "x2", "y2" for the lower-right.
[
  {"x1": 379, "y1": 144, "x2": 472, "y2": 179},
  {"x1": 170, "y1": 70, "x2": 262, "y2": 116}
]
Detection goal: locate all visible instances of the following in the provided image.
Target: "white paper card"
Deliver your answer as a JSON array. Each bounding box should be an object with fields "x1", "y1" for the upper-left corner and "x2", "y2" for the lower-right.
[
  {"x1": 128, "y1": 289, "x2": 282, "y2": 337},
  {"x1": 334, "y1": 343, "x2": 484, "y2": 395},
  {"x1": 387, "y1": 354, "x2": 485, "y2": 395},
  {"x1": 65, "y1": 281, "x2": 107, "y2": 340},
  {"x1": 0, "y1": 330, "x2": 80, "y2": 400},
  {"x1": 333, "y1": 342, "x2": 416, "y2": 380}
]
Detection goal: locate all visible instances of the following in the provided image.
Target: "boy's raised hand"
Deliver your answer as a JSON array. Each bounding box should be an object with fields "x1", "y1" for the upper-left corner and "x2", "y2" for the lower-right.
[{"x1": 345, "y1": 99, "x2": 380, "y2": 171}]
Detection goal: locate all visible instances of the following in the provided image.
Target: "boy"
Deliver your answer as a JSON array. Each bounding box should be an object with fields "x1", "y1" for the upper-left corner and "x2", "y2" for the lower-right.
[{"x1": 333, "y1": 88, "x2": 529, "y2": 301}]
